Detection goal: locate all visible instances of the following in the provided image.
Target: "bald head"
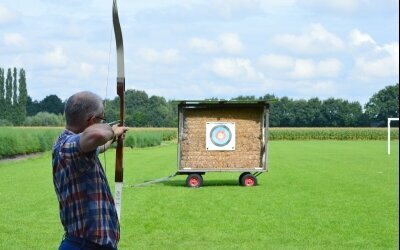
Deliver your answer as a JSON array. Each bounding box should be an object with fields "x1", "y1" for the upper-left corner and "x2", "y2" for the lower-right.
[{"x1": 64, "y1": 91, "x2": 103, "y2": 127}]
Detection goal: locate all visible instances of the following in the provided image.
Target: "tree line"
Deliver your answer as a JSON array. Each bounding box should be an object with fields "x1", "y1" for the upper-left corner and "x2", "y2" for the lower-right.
[
  {"x1": 0, "y1": 67, "x2": 398, "y2": 127},
  {"x1": 233, "y1": 83, "x2": 398, "y2": 127}
]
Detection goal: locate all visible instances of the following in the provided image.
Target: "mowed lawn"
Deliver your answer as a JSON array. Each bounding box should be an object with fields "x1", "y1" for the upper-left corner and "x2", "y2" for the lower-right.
[{"x1": 0, "y1": 140, "x2": 398, "y2": 249}]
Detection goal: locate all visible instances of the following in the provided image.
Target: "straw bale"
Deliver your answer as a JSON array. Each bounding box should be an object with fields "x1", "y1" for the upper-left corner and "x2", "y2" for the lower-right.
[{"x1": 180, "y1": 107, "x2": 264, "y2": 170}]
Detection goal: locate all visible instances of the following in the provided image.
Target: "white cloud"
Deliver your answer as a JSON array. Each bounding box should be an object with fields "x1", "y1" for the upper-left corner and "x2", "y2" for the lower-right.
[
  {"x1": 78, "y1": 62, "x2": 95, "y2": 78},
  {"x1": 202, "y1": 80, "x2": 246, "y2": 97},
  {"x1": 42, "y1": 46, "x2": 68, "y2": 67},
  {"x1": 290, "y1": 58, "x2": 342, "y2": 79},
  {"x1": 8, "y1": 54, "x2": 25, "y2": 68},
  {"x1": 258, "y1": 0, "x2": 297, "y2": 9},
  {"x1": 349, "y1": 29, "x2": 376, "y2": 46},
  {"x1": 3, "y1": 33, "x2": 28, "y2": 48},
  {"x1": 211, "y1": 57, "x2": 259, "y2": 79},
  {"x1": 147, "y1": 83, "x2": 205, "y2": 100},
  {"x1": 295, "y1": 80, "x2": 338, "y2": 97},
  {"x1": 138, "y1": 48, "x2": 158, "y2": 62},
  {"x1": 354, "y1": 42, "x2": 399, "y2": 78},
  {"x1": 188, "y1": 33, "x2": 244, "y2": 54},
  {"x1": 188, "y1": 38, "x2": 218, "y2": 53},
  {"x1": 218, "y1": 33, "x2": 244, "y2": 54},
  {"x1": 259, "y1": 54, "x2": 295, "y2": 70},
  {"x1": 317, "y1": 58, "x2": 342, "y2": 77},
  {"x1": 297, "y1": 0, "x2": 361, "y2": 12},
  {"x1": 259, "y1": 54, "x2": 342, "y2": 79},
  {"x1": 138, "y1": 48, "x2": 183, "y2": 64},
  {"x1": 0, "y1": 4, "x2": 17, "y2": 23},
  {"x1": 275, "y1": 23, "x2": 345, "y2": 54},
  {"x1": 290, "y1": 59, "x2": 316, "y2": 78},
  {"x1": 214, "y1": 0, "x2": 259, "y2": 17},
  {"x1": 0, "y1": 0, "x2": 397, "y2": 104},
  {"x1": 213, "y1": 0, "x2": 297, "y2": 17}
]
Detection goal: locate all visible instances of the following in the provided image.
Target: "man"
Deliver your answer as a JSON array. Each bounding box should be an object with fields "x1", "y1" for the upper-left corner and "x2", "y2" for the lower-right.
[{"x1": 52, "y1": 91, "x2": 128, "y2": 250}]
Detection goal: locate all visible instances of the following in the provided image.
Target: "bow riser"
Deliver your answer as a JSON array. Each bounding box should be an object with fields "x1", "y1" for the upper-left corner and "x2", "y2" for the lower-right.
[{"x1": 115, "y1": 78, "x2": 125, "y2": 183}]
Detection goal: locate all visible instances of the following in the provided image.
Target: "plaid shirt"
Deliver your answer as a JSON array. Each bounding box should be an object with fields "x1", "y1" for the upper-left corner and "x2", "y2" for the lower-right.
[{"x1": 52, "y1": 130, "x2": 120, "y2": 248}]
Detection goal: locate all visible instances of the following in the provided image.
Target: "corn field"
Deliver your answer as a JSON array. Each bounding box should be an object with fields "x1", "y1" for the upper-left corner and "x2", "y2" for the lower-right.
[{"x1": 269, "y1": 127, "x2": 399, "y2": 140}]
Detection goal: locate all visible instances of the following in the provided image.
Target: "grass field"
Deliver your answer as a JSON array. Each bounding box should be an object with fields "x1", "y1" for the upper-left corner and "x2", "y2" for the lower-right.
[{"x1": 0, "y1": 140, "x2": 398, "y2": 249}]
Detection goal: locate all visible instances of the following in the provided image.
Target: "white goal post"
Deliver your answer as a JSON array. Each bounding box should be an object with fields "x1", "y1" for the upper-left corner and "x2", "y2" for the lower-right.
[{"x1": 388, "y1": 118, "x2": 399, "y2": 155}]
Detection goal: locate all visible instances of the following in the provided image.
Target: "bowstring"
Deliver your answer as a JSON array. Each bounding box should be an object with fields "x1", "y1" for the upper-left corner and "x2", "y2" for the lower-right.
[{"x1": 103, "y1": 22, "x2": 114, "y2": 175}]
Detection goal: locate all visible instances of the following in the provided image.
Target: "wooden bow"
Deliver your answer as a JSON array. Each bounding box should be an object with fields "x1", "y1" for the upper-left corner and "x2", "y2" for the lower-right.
[{"x1": 112, "y1": 0, "x2": 125, "y2": 221}]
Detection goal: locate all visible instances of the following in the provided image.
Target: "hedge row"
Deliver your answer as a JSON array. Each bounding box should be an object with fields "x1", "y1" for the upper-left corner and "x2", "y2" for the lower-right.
[
  {"x1": 124, "y1": 129, "x2": 177, "y2": 148},
  {"x1": 0, "y1": 127, "x2": 177, "y2": 159},
  {"x1": 0, "y1": 127, "x2": 63, "y2": 159}
]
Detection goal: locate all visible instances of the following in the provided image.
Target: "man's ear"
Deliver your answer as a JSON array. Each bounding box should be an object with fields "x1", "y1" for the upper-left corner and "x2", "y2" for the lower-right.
[{"x1": 86, "y1": 115, "x2": 95, "y2": 126}]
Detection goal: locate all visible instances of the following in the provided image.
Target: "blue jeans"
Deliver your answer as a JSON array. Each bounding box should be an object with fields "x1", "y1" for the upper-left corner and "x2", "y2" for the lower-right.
[{"x1": 59, "y1": 234, "x2": 117, "y2": 250}]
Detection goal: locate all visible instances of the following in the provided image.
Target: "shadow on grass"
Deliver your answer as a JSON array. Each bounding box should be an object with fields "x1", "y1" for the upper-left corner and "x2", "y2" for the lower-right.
[
  {"x1": 160, "y1": 179, "x2": 246, "y2": 187},
  {"x1": 130, "y1": 176, "x2": 264, "y2": 188}
]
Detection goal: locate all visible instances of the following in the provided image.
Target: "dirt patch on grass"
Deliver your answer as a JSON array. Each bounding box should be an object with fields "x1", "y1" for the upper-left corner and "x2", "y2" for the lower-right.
[{"x1": 0, "y1": 153, "x2": 43, "y2": 163}]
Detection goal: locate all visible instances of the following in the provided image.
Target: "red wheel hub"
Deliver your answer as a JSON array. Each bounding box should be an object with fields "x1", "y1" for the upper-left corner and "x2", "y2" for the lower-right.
[
  {"x1": 189, "y1": 177, "x2": 199, "y2": 187},
  {"x1": 244, "y1": 177, "x2": 255, "y2": 186}
]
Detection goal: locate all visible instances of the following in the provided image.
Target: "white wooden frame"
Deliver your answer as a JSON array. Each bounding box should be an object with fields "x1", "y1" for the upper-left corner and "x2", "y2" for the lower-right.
[{"x1": 387, "y1": 118, "x2": 399, "y2": 155}]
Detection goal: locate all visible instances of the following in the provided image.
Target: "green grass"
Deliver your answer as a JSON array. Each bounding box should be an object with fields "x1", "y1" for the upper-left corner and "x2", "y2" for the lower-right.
[{"x1": 0, "y1": 141, "x2": 398, "y2": 249}]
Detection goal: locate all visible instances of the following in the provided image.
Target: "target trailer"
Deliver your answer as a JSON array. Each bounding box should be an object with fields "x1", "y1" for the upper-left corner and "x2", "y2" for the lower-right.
[{"x1": 177, "y1": 100, "x2": 271, "y2": 187}]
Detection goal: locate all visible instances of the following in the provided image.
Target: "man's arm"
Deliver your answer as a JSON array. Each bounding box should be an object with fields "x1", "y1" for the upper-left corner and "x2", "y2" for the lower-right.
[
  {"x1": 98, "y1": 139, "x2": 114, "y2": 154},
  {"x1": 80, "y1": 124, "x2": 128, "y2": 153},
  {"x1": 79, "y1": 124, "x2": 115, "y2": 153}
]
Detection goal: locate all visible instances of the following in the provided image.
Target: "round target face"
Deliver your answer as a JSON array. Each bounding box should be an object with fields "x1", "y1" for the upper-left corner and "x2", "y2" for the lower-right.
[{"x1": 210, "y1": 125, "x2": 232, "y2": 147}]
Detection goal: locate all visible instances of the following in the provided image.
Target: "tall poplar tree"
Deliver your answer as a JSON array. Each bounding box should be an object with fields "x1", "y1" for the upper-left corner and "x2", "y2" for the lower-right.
[
  {"x1": 0, "y1": 68, "x2": 4, "y2": 119},
  {"x1": 17, "y1": 69, "x2": 28, "y2": 125},
  {"x1": 12, "y1": 68, "x2": 17, "y2": 105},
  {"x1": 11, "y1": 67, "x2": 18, "y2": 124},
  {"x1": 5, "y1": 68, "x2": 13, "y2": 123}
]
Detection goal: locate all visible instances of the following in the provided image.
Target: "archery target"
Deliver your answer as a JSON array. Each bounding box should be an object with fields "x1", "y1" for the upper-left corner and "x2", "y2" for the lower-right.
[{"x1": 206, "y1": 122, "x2": 235, "y2": 150}]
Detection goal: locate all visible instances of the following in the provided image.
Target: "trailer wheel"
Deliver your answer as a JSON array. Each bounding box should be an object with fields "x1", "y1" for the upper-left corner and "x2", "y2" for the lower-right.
[
  {"x1": 186, "y1": 174, "x2": 203, "y2": 188},
  {"x1": 238, "y1": 172, "x2": 251, "y2": 186},
  {"x1": 241, "y1": 174, "x2": 257, "y2": 187}
]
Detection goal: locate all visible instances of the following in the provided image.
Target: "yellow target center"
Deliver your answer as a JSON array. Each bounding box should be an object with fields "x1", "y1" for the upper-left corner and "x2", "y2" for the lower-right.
[{"x1": 217, "y1": 131, "x2": 225, "y2": 139}]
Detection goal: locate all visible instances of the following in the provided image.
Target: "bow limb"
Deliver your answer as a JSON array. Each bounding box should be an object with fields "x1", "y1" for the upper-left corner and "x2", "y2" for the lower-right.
[{"x1": 112, "y1": 0, "x2": 125, "y2": 221}]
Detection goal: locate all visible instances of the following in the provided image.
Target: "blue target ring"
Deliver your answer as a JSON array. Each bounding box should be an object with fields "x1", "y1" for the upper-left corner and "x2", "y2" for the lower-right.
[{"x1": 210, "y1": 125, "x2": 232, "y2": 147}]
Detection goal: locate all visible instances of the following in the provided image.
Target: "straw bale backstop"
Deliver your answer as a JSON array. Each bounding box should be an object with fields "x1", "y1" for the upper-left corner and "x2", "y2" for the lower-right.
[{"x1": 177, "y1": 101, "x2": 270, "y2": 172}]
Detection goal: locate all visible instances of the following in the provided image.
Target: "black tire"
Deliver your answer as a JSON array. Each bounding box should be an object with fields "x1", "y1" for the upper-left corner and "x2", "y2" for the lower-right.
[
  {"x1": 240, "y1": 174, "x2": 257, "y2": 187},
  {"x1": 238, "y1": 172, "x2": 251, "y2": 186},
  {"x1": 186, "y1": 174, "x2": 203, "y2": 188}
]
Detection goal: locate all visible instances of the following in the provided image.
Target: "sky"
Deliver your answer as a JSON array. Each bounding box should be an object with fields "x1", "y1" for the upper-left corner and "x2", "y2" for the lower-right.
[{"x1": 0, "y1": 0, "x2": 398, "y2": 105}]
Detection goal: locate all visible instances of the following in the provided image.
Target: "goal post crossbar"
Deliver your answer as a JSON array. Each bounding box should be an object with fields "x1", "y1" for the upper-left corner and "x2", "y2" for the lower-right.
[{"x1": 388, "y1": 118, "x2": 399, "y2": 155}]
